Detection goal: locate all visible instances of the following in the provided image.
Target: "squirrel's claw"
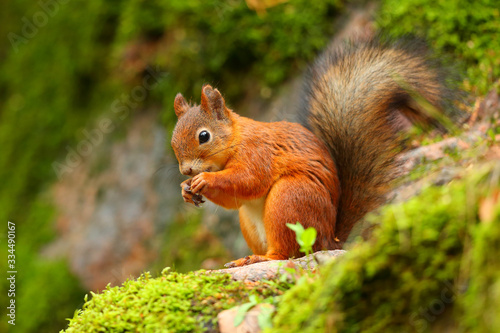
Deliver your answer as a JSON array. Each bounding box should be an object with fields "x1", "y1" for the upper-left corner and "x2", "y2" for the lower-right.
[
  {"x1": 190, "y1": 174, "x2": 208, "y2": 194},
  {"x1": 192, "y1": 193, "x2": 205, "y2": 207},
  {"x1": 224, "y1": 255, "x2": 270, "y2": 268},
  {"x1": 181, "y1": 184, "x2": 205, "y2": 207}
]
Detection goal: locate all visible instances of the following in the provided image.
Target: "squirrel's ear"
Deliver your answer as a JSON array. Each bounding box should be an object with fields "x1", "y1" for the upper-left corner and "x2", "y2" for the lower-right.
[
  {"x1": 174, "y1": 93, "x2": 189, "y2": 118},
  {"x1": 200, "y1": 85, "x2": 231, "y2": 121}
]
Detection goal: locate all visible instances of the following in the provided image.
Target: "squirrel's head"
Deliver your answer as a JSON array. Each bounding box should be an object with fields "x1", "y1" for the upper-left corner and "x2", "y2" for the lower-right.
[{"x1": 171, "y1": 85, "x2": 235, "y2": 177}]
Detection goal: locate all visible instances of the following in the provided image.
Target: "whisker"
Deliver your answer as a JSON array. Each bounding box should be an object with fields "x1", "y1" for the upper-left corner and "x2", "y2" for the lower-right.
[
  {"x1": 152, "y1": 164, "x2": 185, "y2": 190},
  {"x1": 205, "y1": 143, "x2": 243, "y2": 159},
  {"x1": 154, "y1": 164, "x2": 177, "y2": 176}
]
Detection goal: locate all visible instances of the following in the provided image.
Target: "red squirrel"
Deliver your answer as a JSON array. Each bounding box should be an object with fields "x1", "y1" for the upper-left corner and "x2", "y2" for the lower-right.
[{"x1": 171, "y1": 38, "x2": 459, "y2": 267}]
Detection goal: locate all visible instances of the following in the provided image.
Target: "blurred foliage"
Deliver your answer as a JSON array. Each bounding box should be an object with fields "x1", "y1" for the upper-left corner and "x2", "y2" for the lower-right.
[
  {"x1": 377, "y1": 0, "x2": 500, "y2": 95},
  {"x1": 154, "y1": 211, "x2": 231, "y2": 273},
  {"x1": 0, "y1": 1, "x2": 123, "y2": 331},
  {"x1": 1, "y1": 197, "x2": 84, "y2": 332},
  {"x1": 459, "y1": 173, "x2": 500, "y2": 332},
  {"x1": 63, "y1": 270, "x2": 288, "y2": 332},
  {"x1": 270, "y1": 163, "x2": 500, "y2": 332},
  {"x1": 114, "y1": 0, "x2": 342, "y2": 122},
  {"x1": 0, "y1": 0, "x2": 343, "y2": 332}
]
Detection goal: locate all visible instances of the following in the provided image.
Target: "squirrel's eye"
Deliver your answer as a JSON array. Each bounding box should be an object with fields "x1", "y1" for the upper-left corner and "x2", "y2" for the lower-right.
[{"x1": 198, "y1": 130, "x2": 210, "y2": 144}]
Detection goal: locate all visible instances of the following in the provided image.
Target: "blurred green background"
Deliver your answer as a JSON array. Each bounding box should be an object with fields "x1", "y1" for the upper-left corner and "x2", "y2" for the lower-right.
[{"x1": 0, "y1": 0, "x2": 498, "y2": 332}]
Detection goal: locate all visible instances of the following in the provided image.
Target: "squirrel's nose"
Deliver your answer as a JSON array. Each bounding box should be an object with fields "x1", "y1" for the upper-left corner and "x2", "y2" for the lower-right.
[{"x1": 180, "y1": 165, "x2": 193, "y2": 176}]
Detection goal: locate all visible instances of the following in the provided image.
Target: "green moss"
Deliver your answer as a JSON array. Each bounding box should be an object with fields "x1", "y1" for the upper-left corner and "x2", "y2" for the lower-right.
[
  {"x1": 63, "y1": 270, "x2": 285, "y2": 333},
  {"x1": 405, "y1": 160, "x2": 441, "y2": 182},
  {"x1": 270, "y1": 164, "x2": 499, "y2": 333},
  {"x1": 377, "y1": 0, "x2": 500, "y2": 95},
  {"x1": 458, "y1": 170, "x2": 500, "y2": 332}
]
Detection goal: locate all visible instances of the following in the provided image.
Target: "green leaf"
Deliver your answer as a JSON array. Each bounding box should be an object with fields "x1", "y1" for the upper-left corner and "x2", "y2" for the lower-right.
[
  {"x1": 301, "y1": 228, "x2": 317, "y2": 249},
  {"x1": 234, "y1": 296, "x2": 259, "y2": 327},
  {"x1": 234, "y1": 302, "x2": 256, "y2": 327},
  {"x1": 286, "y1": 222, "x2": 305, "y2": 235},
  {"x1": 287, "y1": 222, "x2": 318, "y2": 254},
  {"x1": 257, "y1": 304, "x2": 275, "y2": 330}
]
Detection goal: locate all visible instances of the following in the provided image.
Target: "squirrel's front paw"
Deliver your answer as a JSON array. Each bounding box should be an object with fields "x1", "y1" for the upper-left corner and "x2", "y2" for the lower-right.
[
  {"x1": 191, "y1": 172, "x2": 210, "y2": 194},
  {"x1": 181, "y1": 179, "x2": 205, "y2": 207}
]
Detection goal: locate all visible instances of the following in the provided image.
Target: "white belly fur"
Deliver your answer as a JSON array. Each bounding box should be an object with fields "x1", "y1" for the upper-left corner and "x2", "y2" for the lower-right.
[{"x1": 240, "y1": 197, "x2": 267, "y2": 249}]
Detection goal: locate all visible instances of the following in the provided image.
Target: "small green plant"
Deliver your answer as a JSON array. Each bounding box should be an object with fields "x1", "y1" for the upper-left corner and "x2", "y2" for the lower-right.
[
  {"x1": 234, "y1": 295, "x2": 260, "y2": 326},
  {"x1": 286, "y1": 222, "x2": 317, "y2": 256}
]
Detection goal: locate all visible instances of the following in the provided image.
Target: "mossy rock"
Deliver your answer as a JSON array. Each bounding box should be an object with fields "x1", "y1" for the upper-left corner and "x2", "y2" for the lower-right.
[
  {"x1": 64, "y1": 271, "x2": 240, "y2": 332},
  {"x1": 63, "y1": 269, "x2": 285, "y2": 332},
  {"x1": 270, "y1": 163, "x2": 500, "y2": 332}
]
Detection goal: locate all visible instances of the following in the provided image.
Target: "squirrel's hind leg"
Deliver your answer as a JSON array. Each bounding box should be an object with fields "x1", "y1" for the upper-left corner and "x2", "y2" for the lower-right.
[
  {"x1": 263, "y1": 175, "x2": 339, "y2": 257},
  {"x1": 225, "y1": 175, "x2": 339, "y2": 268}
]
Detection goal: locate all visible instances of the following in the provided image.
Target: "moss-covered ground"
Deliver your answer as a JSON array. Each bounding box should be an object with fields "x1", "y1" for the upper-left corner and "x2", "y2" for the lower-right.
[{"x1": 63, "y1": 270, "x2": 288, "y2": 332}]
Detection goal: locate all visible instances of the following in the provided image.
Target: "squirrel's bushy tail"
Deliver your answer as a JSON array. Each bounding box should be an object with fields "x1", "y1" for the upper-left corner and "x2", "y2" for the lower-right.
[{"x1": 300, "y1": 38, "x2": 461, "y2": 242}]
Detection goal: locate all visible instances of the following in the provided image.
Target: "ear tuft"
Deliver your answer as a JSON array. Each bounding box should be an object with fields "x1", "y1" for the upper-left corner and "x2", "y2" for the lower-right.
[
  {"x1": 200, "y1": 85, "x2": 230, "y2": 121},
  {"x1": 200, "y1": 85, "x2": 215, "y2": 111},
  {"x1": 174, "y1": 93, "x2": 189, "y2": 117}
]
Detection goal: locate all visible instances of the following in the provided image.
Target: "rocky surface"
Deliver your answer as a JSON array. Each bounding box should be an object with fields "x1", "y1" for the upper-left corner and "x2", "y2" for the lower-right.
[
  {"x1": 210, "y1": 250, "x2": 346, "y2": 282},
  {"x1": 215, "y1": 250, "x2": 347, "y2": 333},
  {"x1": 218, "y1": 304, "x2": 275, "y2": 333},
  {"x1": 46, "y1": 113, "x2": 184, "y2": 289}
]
